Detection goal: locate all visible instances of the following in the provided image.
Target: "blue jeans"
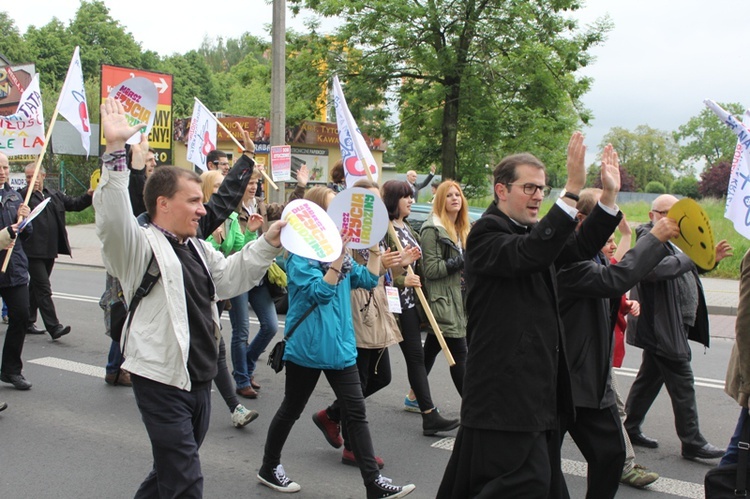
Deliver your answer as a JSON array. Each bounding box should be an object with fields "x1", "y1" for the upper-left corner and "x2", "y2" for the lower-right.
[
  {"x1": 106, "y1": 340, "x2": 123, "y2": 375},
  {"x1": 721, "y1": 408, "x2": 749, "y2": 466},
  {"x1": 230, "y1": 283, "x2": 278, "y2": 389}
]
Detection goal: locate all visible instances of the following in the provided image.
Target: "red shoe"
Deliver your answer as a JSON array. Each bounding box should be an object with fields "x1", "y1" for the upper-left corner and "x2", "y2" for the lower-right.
[
  {"x1": 341, "y1": 448, "x2": 385, "y2": 469},
  {"x1": 312, "y1": 409, "x2": 343, "y2": 448}
]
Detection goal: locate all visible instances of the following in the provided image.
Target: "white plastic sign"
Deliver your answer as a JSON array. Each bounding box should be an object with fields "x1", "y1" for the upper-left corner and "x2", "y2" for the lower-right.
[
  {"x1": 108, "y1": 77, "x2": 158, "y2": 145},
  {"x1": 327, "y1": 187, "x2": 389, "y2": 249},
  {"x1": 281, "y1": 199, "x2": 342, "y2": 262}
]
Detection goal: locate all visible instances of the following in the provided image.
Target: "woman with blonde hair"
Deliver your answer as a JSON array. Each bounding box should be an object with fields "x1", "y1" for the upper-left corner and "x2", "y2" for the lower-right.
[{"x1": 419, "y1": 180, "x2": 469, "y2": 396}]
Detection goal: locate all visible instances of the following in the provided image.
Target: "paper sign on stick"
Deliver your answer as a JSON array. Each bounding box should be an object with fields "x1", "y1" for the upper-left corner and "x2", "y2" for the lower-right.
[
  {"x1": 108, "y1": 77, "x2": 158, "y2": 145},
  {"x1": 280, "y1": 199, "x2": 342, "y2": 262},
  {"x1": 18, "y1": 197, "x2": 52, "y2": 232},
  {"x1": 327, "y1": 187, "x2": 389, "y2": 249},
  {"x1": 668, "y1": 198, "x2": 716, "y2": 271},
  {"x1": 271, "y1": 145, "x2": 292, "y2": 181}
]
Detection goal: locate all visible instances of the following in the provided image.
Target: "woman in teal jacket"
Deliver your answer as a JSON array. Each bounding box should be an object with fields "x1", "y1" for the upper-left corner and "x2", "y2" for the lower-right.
[
  {"x1": 419, "y1": 180, "x2": 469, "y2": 396},
  {"x1": 258, "y1": 186, "x2": 416, "y2": 498}
]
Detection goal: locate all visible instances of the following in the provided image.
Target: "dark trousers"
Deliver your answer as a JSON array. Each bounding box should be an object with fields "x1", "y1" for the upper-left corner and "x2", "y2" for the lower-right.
[
  {"x1": 438, "y1": 426, "x2": 564, "y2": 499},
  {"x1": 624, "y1": 349, "x2": 706, "y2": 448},
  {"x1": 263, "y1": 361, "x2": 380, "y2": 484},
  {"x1": 329, "y1": 347, "x2": 392, "y2": 450},
  {"x1": 397, "y1": 306, "x2": 434, "y2": 411},
  {"x1": 213, "y1": 337, "x2": 240, "y2": 412},
  {"x1": 424, "y1": 335, "x2": 467, "y2": 396},
  {"x1": 561, "y1": 405, "x2": 625, "y2": 499},
  {"x1": 28, "y1": 257, "x2": 59, "y2": 329},
  {"x1": 131, "y1": 375, "x2": 211, "y2": 499},
  {"x1": 1, "y1": 284, "x2": 30, "y2": 375}
]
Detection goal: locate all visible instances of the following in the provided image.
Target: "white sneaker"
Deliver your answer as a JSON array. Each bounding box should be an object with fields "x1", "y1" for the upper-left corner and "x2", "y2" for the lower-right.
[
  {"x1": 257, "y1": 464, "x2": 301, "y2": 493},
  {"x1": 231, "y1": 404, "x2": 259, "y2": 428}
]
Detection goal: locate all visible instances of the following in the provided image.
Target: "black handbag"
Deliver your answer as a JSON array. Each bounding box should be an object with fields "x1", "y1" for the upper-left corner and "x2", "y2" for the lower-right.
[
  {"x1": 705, "y1": 412, "x2": 750, "y2": 498},
  {"x1": 267, "y1": 303, "x2": 317, "y2": 373}
]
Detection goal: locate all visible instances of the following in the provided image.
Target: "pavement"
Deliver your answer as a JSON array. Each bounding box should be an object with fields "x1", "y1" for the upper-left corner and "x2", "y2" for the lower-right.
[{"x1": 63, "y1": 222, "x2": 742, "y2": 324}]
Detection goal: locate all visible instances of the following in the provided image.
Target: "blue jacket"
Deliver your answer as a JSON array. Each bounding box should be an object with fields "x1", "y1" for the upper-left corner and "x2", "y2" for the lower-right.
[{"x1": 283, "y1": 254, "x2": 379, "y2": 370}]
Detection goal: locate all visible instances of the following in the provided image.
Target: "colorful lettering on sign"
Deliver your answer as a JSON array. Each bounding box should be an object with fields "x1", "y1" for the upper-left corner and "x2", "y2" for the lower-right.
[
  {"x1": 114, "y1": 85, "x2": 152, "y2": 126},
  {"x1": 288, "y1": 204, "x2": 335, "y2": 259},
  {"x1": 347, "y1": 193, "x2": 374, "y2": 243}
]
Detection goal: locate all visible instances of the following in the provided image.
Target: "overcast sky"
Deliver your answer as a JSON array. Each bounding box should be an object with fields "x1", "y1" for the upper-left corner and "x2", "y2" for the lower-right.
[{"x1": 4, "y1": 0, "x2": 749, "y2": 166}]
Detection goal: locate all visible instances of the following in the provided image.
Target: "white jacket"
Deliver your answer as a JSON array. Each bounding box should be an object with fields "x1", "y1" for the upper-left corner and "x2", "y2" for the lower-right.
[{"x1": 94, "y1": 168, "x2": 281, "y2": 390}]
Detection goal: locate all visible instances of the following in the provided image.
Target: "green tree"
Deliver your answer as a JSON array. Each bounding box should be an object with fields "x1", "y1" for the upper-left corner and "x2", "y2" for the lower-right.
[
  {"x1": 0, "y1": 12, "x2": 31, "y2": 63},
  {"x1": 162, "y1": 51, "x2": 223, "y2": 117},
  {"x1": 674, "y1": 102, "x2": 745, "y2": 169},
  {"x1": 599, "y1": 125, "x2": 681, "y2": 190},
  {"x1": 671, "y1": 175, "x2": 700, "y2": 199},
  {"x1": 291, "y1": 0, "x2": 611, "y2": 184}
]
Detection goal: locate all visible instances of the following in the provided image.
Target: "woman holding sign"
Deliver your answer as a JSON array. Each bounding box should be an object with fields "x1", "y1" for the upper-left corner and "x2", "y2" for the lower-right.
[
  {"x1": 419, "y1": 181, "x2": 469, "y2": 396},
  {"x1": 258, "y1": 187, "x2": 416, "y2": 497},
  {"x1": 382, "y1": 180, "x2": 460, "y2": 436}
]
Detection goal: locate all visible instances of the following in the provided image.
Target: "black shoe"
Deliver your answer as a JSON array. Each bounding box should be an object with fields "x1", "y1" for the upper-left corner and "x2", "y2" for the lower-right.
[
  {"x1": 366, "y1": 475, "x2": 416, "y2": 499},
  {"x1": 49, "y1": 325, "x2": 71, "y2": 340},
  {"x1": 628, "y1": 431, "x2": 659, "y2": 449},
  {"x1": 682, "y1": 442, "x2": 725, "y2": 460},
  {"x1": 26, "y1": 325, "x2": 45, "y2": 335},
  {"x1": 421, "y1": 408, "x2": 459, "y2": 436},
  {"x1": 0, "y1": 372, "x2": 32, "y2": 390}
]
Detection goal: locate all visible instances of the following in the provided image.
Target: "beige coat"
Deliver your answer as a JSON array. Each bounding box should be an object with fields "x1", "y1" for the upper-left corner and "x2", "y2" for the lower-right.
[
  {"x1": 350, "y1": 250, "x2": 403, "y2": 349},
  {"x1": 726, "y1": 248, "x2": 750, "y2": 406}
]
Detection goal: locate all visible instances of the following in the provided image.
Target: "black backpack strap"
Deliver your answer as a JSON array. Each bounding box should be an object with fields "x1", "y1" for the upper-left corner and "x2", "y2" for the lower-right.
[
  {"x1": 736, "y1": 411, "x2": 750, "y2": 494},
  {"x1": 282, "y1": 303, "x2": 318, "y2": 342},
  {"x1": 121, "y1": 254, "x2": 161, "y2": 350}
]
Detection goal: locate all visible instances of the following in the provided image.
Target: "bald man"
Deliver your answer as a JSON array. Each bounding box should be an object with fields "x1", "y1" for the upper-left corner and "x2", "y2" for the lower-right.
[
  {"x1": 624, "y1": 194, "x2": 732, "y2": 460},
  {"x1": 406, "y1": 164, "x2": 436, "y2": 201}
]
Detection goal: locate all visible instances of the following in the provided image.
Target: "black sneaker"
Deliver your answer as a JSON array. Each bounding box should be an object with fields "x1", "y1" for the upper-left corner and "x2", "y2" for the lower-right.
[
  {"x1": 366, "y1": 475, "x2": 416, "y2": 499},
  {"x1": 257, "y1": 464, "x2": 301, "y2": 493}
]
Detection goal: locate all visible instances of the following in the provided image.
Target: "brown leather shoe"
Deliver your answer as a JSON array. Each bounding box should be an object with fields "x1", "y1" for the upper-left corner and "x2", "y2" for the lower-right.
[
  {"x1": 236, "y1": 385, "x2": 258, "y2": 399},
  {"x1": 250, "y1": 376, "x2": 261, "y2": 390},
  {"x1": 105, "y1": 369, "x2": 132, "y2": 387}
]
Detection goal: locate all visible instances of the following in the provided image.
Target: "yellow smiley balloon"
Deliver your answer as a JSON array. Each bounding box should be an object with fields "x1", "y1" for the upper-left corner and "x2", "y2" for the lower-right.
[
  {"x1": 90, "y1": 169, "x2": 101, "y2": 191},
  {"x1": 667, "y1": 198, "x2": 716, "y2": 270}
]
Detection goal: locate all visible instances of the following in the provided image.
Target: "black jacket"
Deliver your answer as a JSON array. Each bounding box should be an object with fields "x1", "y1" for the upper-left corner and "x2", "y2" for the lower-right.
[
  {"x1": 18, "y1": 187, "x2": 92, "y2": 259},
  {"x1": 557, "y1": 232, "x2": 668, "y2": 409},
  {"x1": 460, "y1": 201, "x2": 620, "y2": 432},
  {"x1": 0, "y1": 184, "x2": 32, "y2": 287},
  {"x1": 198, "y1": 154, "x2": 254, "y2": 238},
  {"x1": 626, "y1": 222, "x2": 710, "y2": 361}
]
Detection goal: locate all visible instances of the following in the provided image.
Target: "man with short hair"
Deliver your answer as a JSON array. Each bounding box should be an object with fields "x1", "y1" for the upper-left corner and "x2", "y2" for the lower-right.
[
  {"x1": 96, "y1": 97, "x2": 284, "y2": 497},
  {"x1": 19, "y1": 164, "x2": 93, "y2": 340},
  {"x1": 0, "y1": 152, "x2": 32, "y2": 391},
  {"x1": 206, "y1": 149, "x2": 230, "y2": 175},
  {"x1": 406, "y1": 164, "x2": 436, "y2": 200},
  {"x1": 624, "y1": 194, "x2": 731, "y2": 460},
  {"x1": 438, "y1": 133, "x2": 622, "y2": 498},
  {"x1": 555, "y1": 187, "x2": 679, "y2": 498}
]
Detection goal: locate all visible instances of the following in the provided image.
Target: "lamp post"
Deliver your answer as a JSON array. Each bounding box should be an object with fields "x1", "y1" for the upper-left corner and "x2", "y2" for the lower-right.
[{"x1": 270, "y1": 0, "x2": 287, "y2": 204}]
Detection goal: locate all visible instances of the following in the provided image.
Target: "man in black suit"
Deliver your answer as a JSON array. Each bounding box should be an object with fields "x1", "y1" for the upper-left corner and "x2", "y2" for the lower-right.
[
  {"x1": 438, "y1": 134, "x2": 622, "y2": 498},
  {"x1": 20, "y1": 164, "x2": 92, "y2": 340},
  {"x1": 556, "y1": 188, "x2": 679, "y2": 498}
]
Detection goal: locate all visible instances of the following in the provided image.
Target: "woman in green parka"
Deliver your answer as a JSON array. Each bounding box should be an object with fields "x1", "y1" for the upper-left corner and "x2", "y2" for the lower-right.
[{"x1": 419, "y1": 180, "x2": 469, "y2": 396}]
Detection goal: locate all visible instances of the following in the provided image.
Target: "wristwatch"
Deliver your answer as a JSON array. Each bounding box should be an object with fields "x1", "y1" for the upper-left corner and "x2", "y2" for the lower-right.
[{"x1": 559, "y1": 189, "x2": 580, "y2": 202}]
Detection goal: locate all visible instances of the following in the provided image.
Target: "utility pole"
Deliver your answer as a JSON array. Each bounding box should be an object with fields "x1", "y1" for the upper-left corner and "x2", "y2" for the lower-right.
[{"x1": 270, "y1": 0, "x2": 286, "y2": 204}]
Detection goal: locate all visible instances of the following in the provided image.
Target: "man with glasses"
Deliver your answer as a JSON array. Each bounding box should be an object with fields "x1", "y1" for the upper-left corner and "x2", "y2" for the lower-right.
[
  {"x1": 206, "y1": 150, "x2": 231, "y2": 176},
  {"x1": 438, "y1": 133, "x2": 622, "y2": 498},
  {"x1": 624, "y1": 194, "x2": 732, "y2": 460}
]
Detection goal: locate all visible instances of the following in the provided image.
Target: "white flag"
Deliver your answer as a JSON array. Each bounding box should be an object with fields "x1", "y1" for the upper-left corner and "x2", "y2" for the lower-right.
[
  {"x1": 186, "y1": 98, "x2": 217, "y2": 171},
  {"x1": 0, "y1": 74, "x2": 45, "y2": 156},
  {"x1": 704, "y1": 99, "x2": 750, "y2": 239},
  {"x1": 57, "y1": 46, "x2": 91, "y2": 157},
  {"x1": 332, "y1": 76, "x2": 379, "y2": 188}
]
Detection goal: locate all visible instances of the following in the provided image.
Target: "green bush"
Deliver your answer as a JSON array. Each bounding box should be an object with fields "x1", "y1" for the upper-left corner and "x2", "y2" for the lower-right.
[
  {"x1": 65, "y1": 206, "x2": 95, "y2": 225},
  {"x1": 671, "y1": 176, "x2": 700, "y2": 199},
  {"x1": 645, "y1": 181, "x2": 667, "y2": 194}
]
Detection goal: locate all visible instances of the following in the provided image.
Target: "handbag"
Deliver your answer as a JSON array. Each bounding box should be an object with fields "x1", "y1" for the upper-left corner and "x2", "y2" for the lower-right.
[
  {"x1": 267, "y1": 303, "x2": 317, "y2": 373},
  {"x1": 705, "y1": 411, "x2": 750, "y2": 498}
]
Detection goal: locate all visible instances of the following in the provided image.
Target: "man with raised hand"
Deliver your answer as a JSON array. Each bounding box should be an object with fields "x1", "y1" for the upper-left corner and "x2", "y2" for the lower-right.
[
  {"x1": 95, "y1": 97, "x2": 285, "y2": 498},
  {"x1": 438, "y1": 132, "x2": 622, "y2": 498}
]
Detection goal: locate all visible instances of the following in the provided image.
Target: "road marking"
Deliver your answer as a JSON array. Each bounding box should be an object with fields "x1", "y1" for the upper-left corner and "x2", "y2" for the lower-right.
[
  {"x1": 28, "y1": 356, "x2": 106, "y2": 378},
  {"x1": 431, "y1": 437, "x2": 705, "y2": 498},
  {"x1": 615, "y1": 367, "x2": 725, "y2": 390}
]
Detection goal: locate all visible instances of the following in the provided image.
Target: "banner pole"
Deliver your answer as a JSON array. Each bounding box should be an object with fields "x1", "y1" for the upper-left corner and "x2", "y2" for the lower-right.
[{"x1": 214, "y1": 119, "x2": 279, "y2": 191}]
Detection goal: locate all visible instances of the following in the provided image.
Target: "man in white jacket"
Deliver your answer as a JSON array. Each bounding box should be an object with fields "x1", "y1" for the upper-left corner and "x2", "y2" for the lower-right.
[{"x1": 96, "y1": 97, "x2": 285, "y2": 498}]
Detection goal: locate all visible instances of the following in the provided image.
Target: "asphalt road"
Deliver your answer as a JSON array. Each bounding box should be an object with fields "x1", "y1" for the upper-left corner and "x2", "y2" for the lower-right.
[{"x1": 0, "y1": 263, "x2": 741, "y2": 498}]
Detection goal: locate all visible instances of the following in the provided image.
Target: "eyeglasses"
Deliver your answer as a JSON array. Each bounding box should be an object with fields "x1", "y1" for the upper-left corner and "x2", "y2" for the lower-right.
[
  {"x1": 505, "y1": 182, "x2": 551, "y2": 197},
  {"x1": 214, "y1": 161, "x2": 230, "y2": 167},
  {"x1": 651, "y1": 209, "x2": 669, "y2": 216}
]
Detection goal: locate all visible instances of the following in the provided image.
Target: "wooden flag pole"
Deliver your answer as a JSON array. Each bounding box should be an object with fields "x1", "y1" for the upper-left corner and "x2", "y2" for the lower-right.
[
  {"x1": 360, "y1": 160, "x2": 455, "y2": 366},
  {"x1": 215, "y1": 120, "x2": 279, "y2": 191},
  {"x1": 1, "y1": 105, "x2": 61, "y2": 273}
]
